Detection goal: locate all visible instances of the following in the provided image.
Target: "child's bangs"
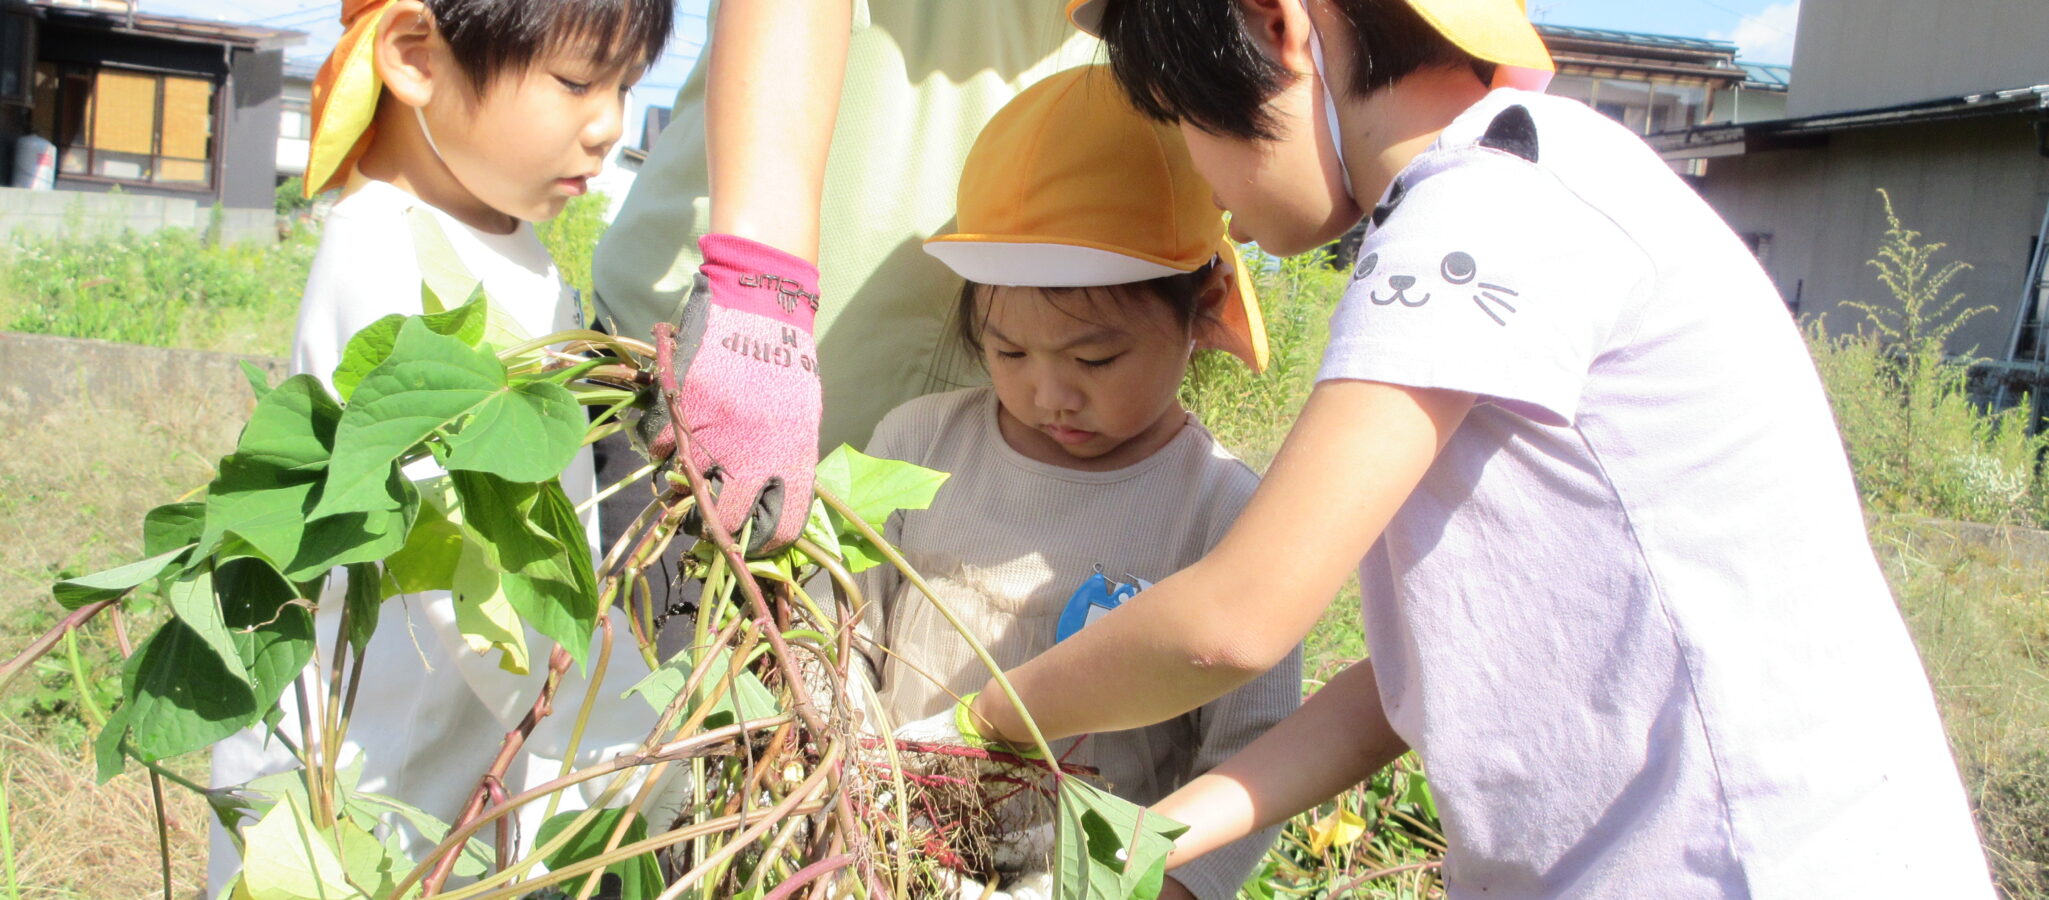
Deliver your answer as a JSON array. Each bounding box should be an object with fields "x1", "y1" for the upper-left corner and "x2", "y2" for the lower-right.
[
  {"x1": 432, "y1": 0, "x2": 675, "y2": 88},
  {"x1": 543, "y1": 0, "x2": 674, "y2": 76}
]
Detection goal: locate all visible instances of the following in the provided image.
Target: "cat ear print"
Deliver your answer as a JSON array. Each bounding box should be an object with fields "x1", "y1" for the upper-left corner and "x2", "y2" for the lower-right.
[{"x1": 1478, "y1": 105, "x2": 1540, "y2": 163}]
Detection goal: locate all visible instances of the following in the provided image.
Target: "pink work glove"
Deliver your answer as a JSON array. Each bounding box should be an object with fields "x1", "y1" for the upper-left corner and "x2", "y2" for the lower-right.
[{"x1": 644, "y1": 233, "x2": 821, "y2": 556}]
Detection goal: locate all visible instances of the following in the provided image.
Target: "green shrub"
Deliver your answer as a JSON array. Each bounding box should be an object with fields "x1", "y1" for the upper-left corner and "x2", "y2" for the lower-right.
[
  {"x1": 0, "y1": 225, "x2": 316, "y2": 356},
  {"x1": 1808, "y1": 190, "x2": 2049, "y2": 527},
  {"x1": 535, "y1": 191, "x2": 611, "y2": 322},
  {"x1": 275, "y1": 175, "x2": 314, "y2": 217},
  {"x1": 1182, "y1": 245, "x2": 1347, "y2": 469}
]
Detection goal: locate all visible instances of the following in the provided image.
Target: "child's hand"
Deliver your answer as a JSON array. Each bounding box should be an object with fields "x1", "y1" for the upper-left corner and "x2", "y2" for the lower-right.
[
  {"x1": 892, "y1": 692, "x2": 1046, "y2": 761},
  {"x1": 642, "y1": 233, "x2": 822, "y2": 556}
]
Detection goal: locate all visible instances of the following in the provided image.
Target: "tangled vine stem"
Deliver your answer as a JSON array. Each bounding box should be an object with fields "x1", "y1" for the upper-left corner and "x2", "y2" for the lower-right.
[{"x1": 0, "y1": 598, "x2": 117, "y2": 696}]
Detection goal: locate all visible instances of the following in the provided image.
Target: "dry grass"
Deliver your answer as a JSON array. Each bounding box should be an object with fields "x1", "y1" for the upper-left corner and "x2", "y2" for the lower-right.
[
  {"x1": 1876, "y1": 517, "x2": 2049, "y2": 898},
  {"x1": 0, "y1": 718, "x2": 210, "y2": 898},
  {"x1": 0, "y1": 373, "x2": 246, "y2": 898}
]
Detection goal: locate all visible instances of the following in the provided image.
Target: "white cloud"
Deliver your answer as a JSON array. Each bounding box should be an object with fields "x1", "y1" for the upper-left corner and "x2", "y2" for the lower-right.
[{"x1": 1710, "y1": 1, "x2": 1801, "y2": 64}]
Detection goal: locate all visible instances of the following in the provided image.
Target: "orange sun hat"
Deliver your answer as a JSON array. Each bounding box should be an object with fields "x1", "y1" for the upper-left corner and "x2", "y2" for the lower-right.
[
  {"x1": 1065, "y1": 0, "x2": 1554, "y2": 90},
  {"x1": 303, "y1": 0, "x2": 402, "y2": 197},
  {"x1": 923, "y1": 65, "x2": 1268, "y2": 371}
]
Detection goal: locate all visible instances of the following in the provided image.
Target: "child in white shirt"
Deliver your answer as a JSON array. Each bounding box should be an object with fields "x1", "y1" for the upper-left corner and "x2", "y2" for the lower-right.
[{"x1": 208, "y1": 0, "x2": 673, "y2": 891}]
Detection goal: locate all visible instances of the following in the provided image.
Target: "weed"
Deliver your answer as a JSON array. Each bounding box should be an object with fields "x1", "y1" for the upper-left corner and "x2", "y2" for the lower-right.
[
  {"x1": 1808, "y1": 190, "x2": 2049, "y2": 528},
  {"x1": 0, "y1": 226, "x2": 314, "y2": 357}
]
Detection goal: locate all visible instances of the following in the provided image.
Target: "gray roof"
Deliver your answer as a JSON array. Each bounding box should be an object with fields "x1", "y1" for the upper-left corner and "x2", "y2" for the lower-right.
[
  {"x1": 1737, "y1": 61, "x2": 1793, "y2": 91},
  {"x1": 1536, "y1": 23, "x2": 1739, "y2": 56}
]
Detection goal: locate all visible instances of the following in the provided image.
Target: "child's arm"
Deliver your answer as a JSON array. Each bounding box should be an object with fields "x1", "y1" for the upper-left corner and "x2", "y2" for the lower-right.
[
  {"x1": 1168, "y1": 642, "x2": 1306, "y2": 899},
  {"x1": 1157, "y1": 660, "x2": 1406, "y2": 866},
  {"x1": 966, "y1": 379, "x2": 1472, "y2": 743}
]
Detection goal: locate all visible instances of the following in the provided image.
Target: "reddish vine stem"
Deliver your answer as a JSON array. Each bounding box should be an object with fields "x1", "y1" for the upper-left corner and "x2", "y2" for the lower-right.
[
  {"x1": 0, "y1": 598, "x2": 116, "y2": 695},
  {"x1": 424, "y1": 644, "x2": 574, "y2": 895},
  {"x1": 764, "y1": 854, "x2": 855, "y2": 900}
]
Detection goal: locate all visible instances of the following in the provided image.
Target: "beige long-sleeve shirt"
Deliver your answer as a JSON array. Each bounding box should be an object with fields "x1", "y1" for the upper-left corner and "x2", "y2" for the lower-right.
[{"x1": 854, "y1": 387, "x2": 1301, "y2": 900}]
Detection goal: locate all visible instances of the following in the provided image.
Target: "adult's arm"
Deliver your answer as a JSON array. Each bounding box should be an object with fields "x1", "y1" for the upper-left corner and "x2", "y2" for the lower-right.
[
  {"x1": 966, "y1": 379, "x2": 1473, "y2": 742},
  {"x1": 703, "y1": 0, "x2": 853, "y2": 263}
]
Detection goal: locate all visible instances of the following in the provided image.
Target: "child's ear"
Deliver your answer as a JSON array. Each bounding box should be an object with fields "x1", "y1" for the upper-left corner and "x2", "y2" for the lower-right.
[
  {"x1": 1236, "y1": 0, "x2": 1318, "y2": 77},
  {"x1": 1190, "y1": 256, "x2": 1237, "y2": 352},
  {"x1": 373, "y1": 1, "x2": 442, "y2": 110}
]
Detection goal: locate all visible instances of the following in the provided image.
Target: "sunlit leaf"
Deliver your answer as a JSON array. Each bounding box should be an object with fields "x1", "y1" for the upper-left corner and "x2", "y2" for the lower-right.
[
  {"x1": 341, "y1": 789, "x2": 492, "y2": 879},
  {"x1": 241, "y1": 795, "x2": 364, "y2": 900},
  {"x1": 449, "y1": 472, "x2": 596, "y2": 669},
  {"x1": 143, "y1": 501, "x2": 207, "y2": 558},
  {"x1": 811, "y1": 445, "x2": 948, "y2": 573},
  {"x1": 316, "y1": 319, "x2": 582, "y2": 520},
  {"x1": 164, "y1": 566, "x2": 250, "y2": 688},
  {"x1": 381, "y1": 478, "x2": 462, "y2": 597},
  {"x1": 240, "y1": 360, "x2": 275, "y2": 402},
  {"x1": 451, "y1": 540, "x2": 532, "y2": 675},
  {"x1": 813, "y1": 445, "x2": 949, "y2": 526},
  {"x1": 51, "y1": 545, "x2": 192, "y2": 609},
  {"x1": 622, "y1": 646, "x2": 778, "y2": 729},
  {"x1": 1306, "y1": 808, "x2": 1367, "y2": 857},
  {"x1": 330, "y1": 297, "x2": 487, "y2": 401}
]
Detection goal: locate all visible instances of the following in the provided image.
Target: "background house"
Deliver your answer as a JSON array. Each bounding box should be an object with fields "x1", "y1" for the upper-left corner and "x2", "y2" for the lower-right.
[
  {"x1": 0, "y1": 0, "x2": 301, "y2": 241},
  {"x1": 1335, "y1": 24, "x2": 1786, "y2": 262},
  {"x1": 1651, "y1": 0, "x2": 2049, "y2": 403},
  {"x1": 276, "y1": 55, "x2": 313, "y2": 182}
]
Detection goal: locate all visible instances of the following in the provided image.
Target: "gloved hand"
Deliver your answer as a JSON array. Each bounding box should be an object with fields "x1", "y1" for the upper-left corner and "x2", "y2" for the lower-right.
[
  {"x1": 642, "y1": 233, "x2": 822, "y2": 557},
  {"x1": 891, "y1": 692, "x2": 1045, "y2": 761}
]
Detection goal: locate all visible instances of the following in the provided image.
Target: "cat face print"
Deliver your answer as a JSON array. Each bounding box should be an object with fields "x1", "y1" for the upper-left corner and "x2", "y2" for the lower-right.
[{"x1": 1354, "y1": 250, "x2": 1524, "y2": 326}]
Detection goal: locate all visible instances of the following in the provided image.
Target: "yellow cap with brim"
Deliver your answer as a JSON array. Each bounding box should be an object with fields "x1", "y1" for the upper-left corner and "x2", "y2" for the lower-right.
[
  {"x1": 1065, "y1": 0, "x2": 1554, "y2": 89},
  {"x1": 924, "y1": 64, "x2": 1268, "y2": 371}
]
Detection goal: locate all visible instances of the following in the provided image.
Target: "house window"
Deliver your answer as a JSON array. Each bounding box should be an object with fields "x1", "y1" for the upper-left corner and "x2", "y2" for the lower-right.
[
  {"x1": 30, "y1": 61, "x2": 217, "y2": 189},
  {"x1": 280, "y1": 96, "x2": 311, "y2": 141}
]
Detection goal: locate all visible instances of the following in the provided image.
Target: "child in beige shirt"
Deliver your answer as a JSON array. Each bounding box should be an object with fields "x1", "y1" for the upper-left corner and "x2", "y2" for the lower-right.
[{"x1": 854, "y1": 65, "x2": 1302, "y2": 900}]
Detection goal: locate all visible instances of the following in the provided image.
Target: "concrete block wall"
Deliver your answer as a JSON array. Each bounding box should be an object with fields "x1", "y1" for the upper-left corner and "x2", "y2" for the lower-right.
[
  {"x1": 0, "y1": 331, "x2": 285, "y2": 435},
  {"x1": 0, "y1": 187, "x2": 275, "y2": 245}
]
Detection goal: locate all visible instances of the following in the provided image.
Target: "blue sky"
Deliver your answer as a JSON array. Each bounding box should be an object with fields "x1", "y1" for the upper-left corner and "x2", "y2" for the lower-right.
[{"x1": 149, "y1": 0, "x2": 1799, "y2": 146}]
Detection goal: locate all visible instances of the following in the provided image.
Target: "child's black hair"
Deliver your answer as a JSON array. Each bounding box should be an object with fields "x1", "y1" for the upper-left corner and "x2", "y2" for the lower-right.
[
  {"x1": 954, "y1": 260, "x2": 1220, "y2": 358},
  {"x1": 1097, "y1": 0, "x2": 1491, "y2": 140},
  {"x1": 425, "y1": 0, "x2": 674, "y2": 91}
]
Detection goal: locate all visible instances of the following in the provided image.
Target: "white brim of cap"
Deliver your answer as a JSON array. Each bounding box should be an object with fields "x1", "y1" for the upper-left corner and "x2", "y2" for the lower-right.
[{"x1": 923, "y1": 239, "x2": 1190, "y2": 288}]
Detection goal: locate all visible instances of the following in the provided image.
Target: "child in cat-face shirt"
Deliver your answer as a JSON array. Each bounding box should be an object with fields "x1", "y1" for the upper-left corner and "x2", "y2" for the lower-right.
[{"x1": 916, "y1": 0, "x2": 2000, "y2": 895}]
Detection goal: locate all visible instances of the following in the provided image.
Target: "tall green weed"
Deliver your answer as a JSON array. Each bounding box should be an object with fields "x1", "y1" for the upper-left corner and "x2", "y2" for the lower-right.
[
  {"x1": 1182, "y1": 246, "x2": 1348, "y2": 469},
  {"x1": 1808, "y1": 190, "x2": 2048, "y2": 527}
]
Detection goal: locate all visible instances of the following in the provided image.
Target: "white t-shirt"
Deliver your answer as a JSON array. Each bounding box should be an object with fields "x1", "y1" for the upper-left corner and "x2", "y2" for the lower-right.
[
  {"x1": 1319, "y1": 89, "x2": 1993, "y2": 898},
  {"x1": 209, "y1": 178, "x2": 657, "y2": 893}
]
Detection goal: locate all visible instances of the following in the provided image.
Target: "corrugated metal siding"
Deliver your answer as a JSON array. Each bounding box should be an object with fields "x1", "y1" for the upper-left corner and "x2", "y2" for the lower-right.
[{"x1": 1790, "y1": 0, "x2": 2049, "y2": 116}]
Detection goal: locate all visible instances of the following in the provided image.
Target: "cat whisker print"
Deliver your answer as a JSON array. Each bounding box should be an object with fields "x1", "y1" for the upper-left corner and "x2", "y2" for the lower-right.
[{"x1": 1472, "y1": 282, "x2": 1521, "y2": 326}]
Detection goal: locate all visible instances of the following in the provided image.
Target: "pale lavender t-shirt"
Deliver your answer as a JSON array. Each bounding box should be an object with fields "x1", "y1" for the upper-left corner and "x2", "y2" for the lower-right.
[{"x1": 1319, "y1": 89, "x2": 1992, "y2": 898}]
